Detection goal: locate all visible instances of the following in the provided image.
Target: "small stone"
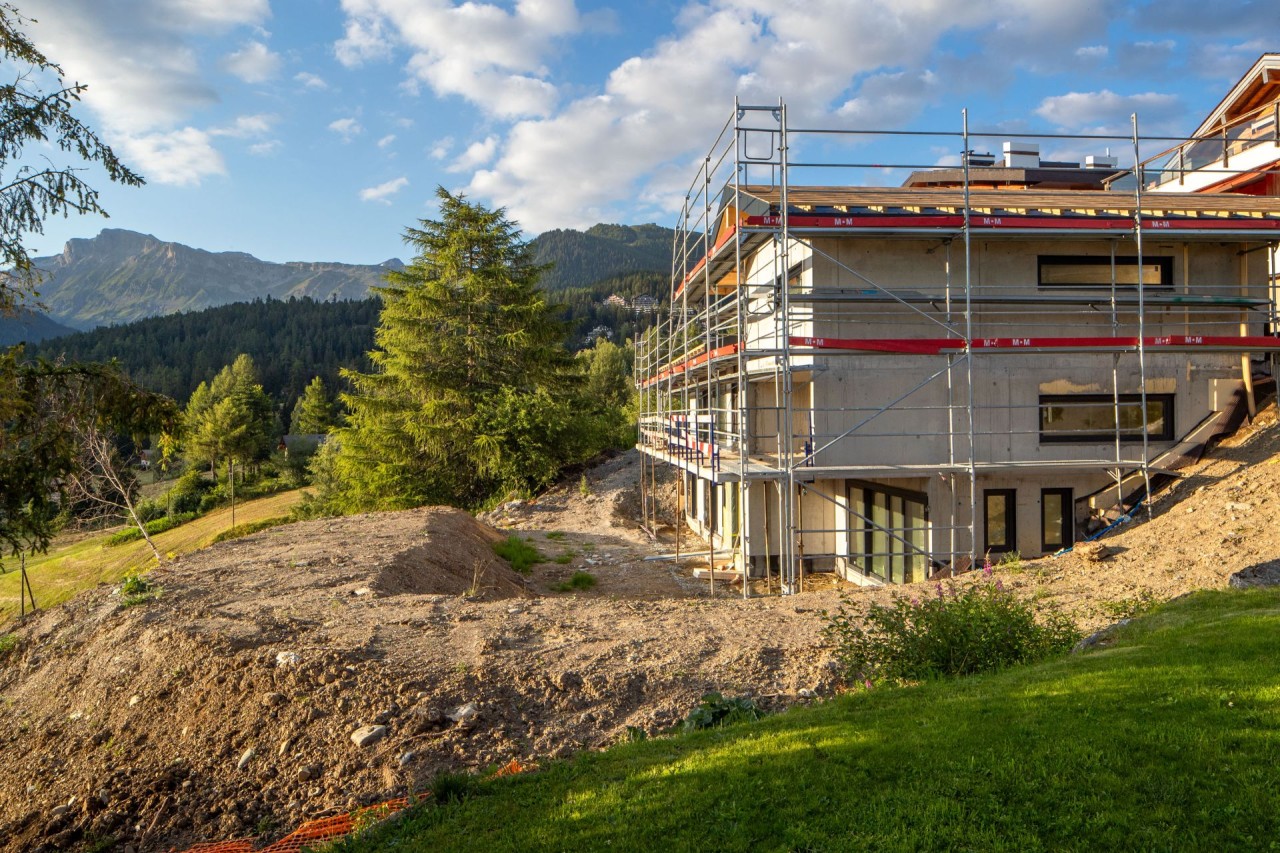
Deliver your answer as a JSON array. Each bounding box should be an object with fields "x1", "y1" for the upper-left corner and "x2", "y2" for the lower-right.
[
  {"x1": 353, "y1": 587, "x2": 372, "y2": 597},
  {"x1": 350, "y1": 725, "x2": 388, "y2": 748},
  {"x1": 236, "y1": 748, "x2": 256, "y2": 771},
  {"x1": 275, "y1": 651, "x2": 301, "y2": 668},
  {"x1": 372, "y1": 709, "x2": 395, "y2": 725},
  {"x1": 297, "y1": 764, "x2": 321, "y2": 781},
  {"x1": 447, "y1": 702, "x2": 480, "y2": 724},
  {"x1": 277, "y1": 738, "x2": 293, "y2": 757},
  {"x1": 1075, "y1": 541, "x2": 1111, "y2": 562},
  {"x1": 50, "y1": 804, "x2": 71, "y2": 818},
  {"x1": 128, "y1": 695, "x2": 141, "y2": 707},
  {"x1": 798, "y1": 688, "x2": 816, "y2": 698},
  {"x1": 262, "y1": 692, "x2": 287, "y2": 707},
  {"x1": 398, "y1": 751, "x2": 414, "y2": 767}
]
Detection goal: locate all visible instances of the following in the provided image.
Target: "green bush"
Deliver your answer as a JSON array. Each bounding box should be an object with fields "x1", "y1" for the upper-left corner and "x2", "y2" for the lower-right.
[
  {"x1": 492, "y1": 536, "x2": 542, "y2": 574},
  {"x1": 680, "y1": 692, "x2": 766, "y2": 731},
  {"x1": 166, "y1": 468, "x2": 213, "y2": 515},
  {"x1": 119, "y1": 572, "x2": 158, "y2": 606},
  {"x1": 824, "y1": 575, "x2": 1079, "y2": 686},
  {"x1": 105, "y1": 512, "x2": 199, "y2": 546},
  {"x1": 552, "y1": 570, "x2": 596, "y2": 592}
]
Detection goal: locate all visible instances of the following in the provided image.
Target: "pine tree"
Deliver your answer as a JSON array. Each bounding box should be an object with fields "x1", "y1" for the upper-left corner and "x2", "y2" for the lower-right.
[
  {"x1": 327, "y1": 187, "x2": 582, "y2": 511},
  {"x1": 290, "y1": 376, "x2": 340, "y2": 434},
  {"x1": 182, "y1": 354, "x2": 276, "y2": 471}
]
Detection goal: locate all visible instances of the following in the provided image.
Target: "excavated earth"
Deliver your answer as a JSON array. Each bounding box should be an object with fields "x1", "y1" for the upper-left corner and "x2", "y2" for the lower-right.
[{"x1": 2, "y1": 407, "x2": 1280, "y2": 852}]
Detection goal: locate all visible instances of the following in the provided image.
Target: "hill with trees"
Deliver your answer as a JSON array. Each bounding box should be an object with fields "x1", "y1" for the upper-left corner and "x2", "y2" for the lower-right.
[
  {"x1": 31, "y1": 296, "x2": 378, "y2": 407},
  {"x1": 0, "y1": 309, "x2": 78, "y2": 346},
  {"x1": 530, "y1": 223, "x2": 677, "y2": 291}
]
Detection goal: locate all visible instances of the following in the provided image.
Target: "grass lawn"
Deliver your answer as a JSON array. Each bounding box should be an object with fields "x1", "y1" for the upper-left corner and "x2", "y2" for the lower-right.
[
  {"x1": 0, "y1": 489, "x2": 304, "y2": 625},
  {"x1": 337, "y1": 588, "x2": 1280, "y2": 852}
]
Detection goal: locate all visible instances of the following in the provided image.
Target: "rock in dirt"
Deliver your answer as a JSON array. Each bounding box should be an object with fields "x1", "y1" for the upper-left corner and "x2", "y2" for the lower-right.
[
  {"x1": 1075, "y1": 541, "x2": 1112, "y2": 562},
  {"x1": 236, "y1": 748, "x2": 256, "y2": 771},
  {"x1": 1228, "y1": 560, "x2": 1280, "y2": 589},
  {"x1": 447, "y1": 702, "x2": 480, "y2": 725},
  {"x1": 350, "y1": 725, "x2": 388, "y2": 748},
  {"x1": 261, "y1": 692, "x2": 287, "y2": 707},
  {"x1": 275, "y1": 651, "x2": 301, "y2": 667}
]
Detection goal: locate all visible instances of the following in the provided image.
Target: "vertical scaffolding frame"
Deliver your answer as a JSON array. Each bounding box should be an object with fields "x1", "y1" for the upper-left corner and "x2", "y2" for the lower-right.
[{"x1": 634, "y1": 102, "x2": 1280, "y2": 593}]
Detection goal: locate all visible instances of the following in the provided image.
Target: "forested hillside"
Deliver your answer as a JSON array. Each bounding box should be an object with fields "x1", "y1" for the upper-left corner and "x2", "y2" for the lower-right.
[
  {"x1": 557, "y1": 270, "x2": 668, "y2": 345},
  {"x1": 532, "y1": 223, "x2": 676, "y2": 291},
  {"x1": 32, "y1": 297, "x2": 378, "y2": 407}
]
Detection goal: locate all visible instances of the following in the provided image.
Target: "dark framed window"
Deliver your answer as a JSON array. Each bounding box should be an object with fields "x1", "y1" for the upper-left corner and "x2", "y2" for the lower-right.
[
  {"x1": 984, "y1": 489, "x2": 1016, "y2": 555},
  {"x1": 847, "y1": 481, "x2": 929, "y2": 584},
  {"x1": 1040, "y1": 394, "x2": 1174, "y2": 443},
  {"x1": 1038, "y1": 255, "x2": 1172, "y2": 289},
  {"x1": 1041, "y1": 488, "x2": 1073, "y2": 553}
]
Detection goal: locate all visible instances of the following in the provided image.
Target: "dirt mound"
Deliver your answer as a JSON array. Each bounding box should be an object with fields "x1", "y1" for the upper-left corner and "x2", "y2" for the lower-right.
[{"x1": 366, "y1": 507, "x2": 529, "y2": 599}]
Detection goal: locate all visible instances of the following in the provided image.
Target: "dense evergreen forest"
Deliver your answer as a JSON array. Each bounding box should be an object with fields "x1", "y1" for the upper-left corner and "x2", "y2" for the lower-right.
[
  {"x1": 32, "y1": 297, "x2": 379, "y2": 408},
  {"x1": 533, "y1": 223, "x2": 676, "y2": 291}
]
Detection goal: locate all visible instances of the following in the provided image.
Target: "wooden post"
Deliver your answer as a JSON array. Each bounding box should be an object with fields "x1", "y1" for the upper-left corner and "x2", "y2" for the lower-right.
[
  {"x1": 229, "y1": 458, "x2": 237, "y2": 531},
  {"x1": 19, "y1": 552, "x2": 35, "y2": 616}
]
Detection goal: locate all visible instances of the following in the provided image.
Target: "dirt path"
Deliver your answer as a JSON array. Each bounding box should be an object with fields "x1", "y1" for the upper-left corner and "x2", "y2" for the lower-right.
[{"x1": 2, "y1": 409, "x2": 1280, "y2": 852}]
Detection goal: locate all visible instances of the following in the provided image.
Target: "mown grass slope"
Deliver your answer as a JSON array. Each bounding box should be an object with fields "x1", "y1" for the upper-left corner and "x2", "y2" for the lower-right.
[
  {"x1": 339, "y1": 588, "x2": 1280, "y2": 852},
  {"x1": 0, "y1": 489, "x2": 303, "y2": 624}
]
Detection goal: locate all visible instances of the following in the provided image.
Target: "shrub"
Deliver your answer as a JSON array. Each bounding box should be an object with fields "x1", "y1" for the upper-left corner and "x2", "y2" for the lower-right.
[
  {"x1": 824, "y1": 575, "x2": 1079, "y2": 686},
  {"x1": 680, "y1": 692, "x2": 766, "y2": 731},
  {"x1": 119, "y1": 572, "x2": 159, "y2": 606},
  {"x1": 105, "y1": 512, "x2": 199, "y2": 546},
  {"x1": 553, "y1": 570, "x2": 596, "y2": 592},
  {"x1": 492, "y1": 536, "x2": 542, "y2": 574},
  {"x1": 166, "y1": 468, "x2": 213, "y2": 515}
]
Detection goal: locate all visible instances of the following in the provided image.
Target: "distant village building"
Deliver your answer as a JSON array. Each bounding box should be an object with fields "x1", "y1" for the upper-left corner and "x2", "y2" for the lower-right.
[
  {"x1": 603, "y1": 294, "x2": 627, "y2": 308},
  {"x1": 632, "y1": 295, "x2": 661, "y2": 315},
  {"x1": 585, "y1": 324, "x2": 613, "y2": 345}
]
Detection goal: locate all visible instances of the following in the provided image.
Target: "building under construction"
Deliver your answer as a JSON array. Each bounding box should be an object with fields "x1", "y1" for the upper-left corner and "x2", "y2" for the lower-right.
[{"x1": 636, "y1": 70, "x2": 1280, "y2": 593}]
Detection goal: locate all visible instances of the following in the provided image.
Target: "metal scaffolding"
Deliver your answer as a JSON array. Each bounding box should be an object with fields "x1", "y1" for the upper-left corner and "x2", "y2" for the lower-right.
[{"x1": 636, "y1": 100, "x2": 1280, "y2": 595}]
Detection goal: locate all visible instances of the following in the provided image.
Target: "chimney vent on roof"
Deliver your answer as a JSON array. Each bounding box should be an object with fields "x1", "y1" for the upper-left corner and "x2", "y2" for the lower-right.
[
  {"x1": 963, "y1": 150, "x2": 995, "y2": 167},
  {"x1": 1003, "y1": 141, "x2": 1040, "y2": 168},
  {"x1": 1084, "y1": 154, "x2": 1118, "y2": 169}
]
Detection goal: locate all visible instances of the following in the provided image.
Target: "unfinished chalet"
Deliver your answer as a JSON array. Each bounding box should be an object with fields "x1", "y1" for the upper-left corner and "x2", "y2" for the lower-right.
[{"x1": 636, "y1": 91, "x2": 1280, "y2": 592}]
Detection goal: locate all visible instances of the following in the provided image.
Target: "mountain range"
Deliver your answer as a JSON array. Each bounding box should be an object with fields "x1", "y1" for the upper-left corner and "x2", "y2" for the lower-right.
[
  {"x1": 26, "y1": 229, "x2": 403, "y2": 330},
  {"x1": 5, "y1": 222, "x2": 679, "y2": 336}
]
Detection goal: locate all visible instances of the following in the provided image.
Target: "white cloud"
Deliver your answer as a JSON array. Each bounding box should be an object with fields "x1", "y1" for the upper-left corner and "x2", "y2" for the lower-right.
[
  {"x1": 334, "y1": 0, "x2": 587, "y2": 118},
  {"x1": 221, "y1": 40, "x2": 281, "y2": 83},
  {"x1": 212, "y1": 113, "x2": 276, "y2": 138},
  {"x1": 429, "y1": 137, "x2": 453, "y2": 160},
  {"x1": 116, "y1": 127, "x2": 226, "y2": 186},
  {"x1": 1076, "y1": 45, "x2": 1108, "y2": 59},
  {"x1": 21, "y1": 0, "x2": 269, "y2": 188},
  {"x1": 295, "y1": 71, "x2": 329, "y2": 90},
  {"x1": 329, "y1": 117, "x2": 364, "y2": 141},
  {"x1": 1035, "y1": 89, "x2": 1183, "y2": 135},
  {"x1": 377, "y1": 134, "x2": 397, "y2": 148},
  {"x1": 360, "y1": 176, "x2": 409, "y2": 203},
  {"x1": 249, "y1": 140, "x2": 282, "y2": 156},
  {"x1": 448, "y1": 136, "x2": 498, "y2": 172}
]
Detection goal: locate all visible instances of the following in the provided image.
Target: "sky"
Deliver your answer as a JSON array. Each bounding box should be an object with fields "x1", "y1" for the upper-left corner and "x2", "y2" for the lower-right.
[{"x1": 14, "y1": 0, "x2": 1280, "y2": 265}]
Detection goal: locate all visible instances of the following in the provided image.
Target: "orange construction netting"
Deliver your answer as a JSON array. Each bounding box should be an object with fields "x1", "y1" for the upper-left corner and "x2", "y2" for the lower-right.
[{"x1": 172, "y1": 758, "x2": 535, "y2": 853}]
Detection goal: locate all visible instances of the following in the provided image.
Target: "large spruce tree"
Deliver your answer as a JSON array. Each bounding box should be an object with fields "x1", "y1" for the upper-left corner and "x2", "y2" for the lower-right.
[{"x1": 326, "y1": 188, "x2": 585, "y2": 511}]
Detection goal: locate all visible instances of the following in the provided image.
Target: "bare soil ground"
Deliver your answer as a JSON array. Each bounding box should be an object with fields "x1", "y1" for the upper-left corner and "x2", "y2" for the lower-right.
[{"x1": 2, "y1": 407, "x2": 1280, "y2": 852}]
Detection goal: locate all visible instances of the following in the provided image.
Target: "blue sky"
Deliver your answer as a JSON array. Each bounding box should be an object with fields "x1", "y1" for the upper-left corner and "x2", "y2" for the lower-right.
[{"x1": 17, "y1": 0, "x2": 1280, "y2": 265}]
